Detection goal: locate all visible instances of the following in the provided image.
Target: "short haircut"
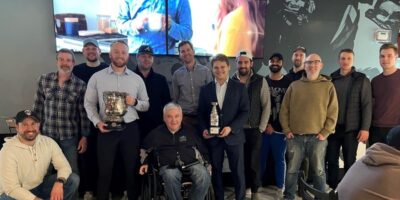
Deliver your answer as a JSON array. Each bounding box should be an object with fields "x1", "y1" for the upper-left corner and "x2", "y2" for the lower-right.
[
  {"x1": 338, "y1": 48, "x2": 354, "y2": 58},
  {"x1": 110, "y1": 40, "x2": 129, "y2": 49},
  {"x1": 163, "y1": 102, "x2": 182, "y2": 115},
  {"x1": 57, "y1": 48, "x2": 75, "y2": 62},
  {"x1": 178, "y1": 41, "x2": 194, "y2": 53},
  {"x1": 387, "y1": 126, "x2": 400, "y2": 151},
  {"x1": 210, "y1": 53, "x2": 229, "y2": 67},
  {"x1": 379, "y1": 43, "x2": 398, "y2": 55}
]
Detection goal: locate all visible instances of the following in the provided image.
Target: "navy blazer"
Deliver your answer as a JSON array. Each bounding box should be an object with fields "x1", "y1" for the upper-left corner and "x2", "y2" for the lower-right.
[{"x1": 198, "y1": 79, "x2": 250, "y2": 146}]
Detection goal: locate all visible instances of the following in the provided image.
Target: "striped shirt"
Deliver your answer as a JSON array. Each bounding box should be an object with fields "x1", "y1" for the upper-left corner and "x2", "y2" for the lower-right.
[{"x1": 33, "y1": 72, "x2": 90, "y2": 140}]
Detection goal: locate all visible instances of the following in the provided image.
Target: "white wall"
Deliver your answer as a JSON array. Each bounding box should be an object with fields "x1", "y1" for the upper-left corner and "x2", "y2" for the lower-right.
[{"x1": 0, "y1": 0, "x2": 85, "y2": 133}]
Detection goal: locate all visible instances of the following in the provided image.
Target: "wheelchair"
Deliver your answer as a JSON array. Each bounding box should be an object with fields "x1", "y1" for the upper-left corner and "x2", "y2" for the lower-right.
[{"x1": 140, "y1": 147, "x2": 215, "y2": 200}]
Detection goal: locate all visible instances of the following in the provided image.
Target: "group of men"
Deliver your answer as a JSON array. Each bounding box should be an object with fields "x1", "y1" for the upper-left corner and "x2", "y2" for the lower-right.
[{"x1": 0, "y1": 38, "x2": 399, "y2": 200}]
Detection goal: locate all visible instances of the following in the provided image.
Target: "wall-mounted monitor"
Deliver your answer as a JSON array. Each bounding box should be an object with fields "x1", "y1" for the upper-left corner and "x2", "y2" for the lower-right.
[{"x1": 53, "y1": 0, "x2": 267, "y2": 58}]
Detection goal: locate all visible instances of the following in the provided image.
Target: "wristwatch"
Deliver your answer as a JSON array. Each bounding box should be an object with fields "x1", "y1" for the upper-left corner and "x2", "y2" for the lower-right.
[{"x1": 56, "y1": 178, "x2": 66, "y2": 184}]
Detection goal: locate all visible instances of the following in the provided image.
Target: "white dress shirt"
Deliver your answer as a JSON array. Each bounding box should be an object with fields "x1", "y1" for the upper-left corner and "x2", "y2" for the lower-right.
[{"x1": 215, "y1": 79, "x2": 229, "y2": 109}]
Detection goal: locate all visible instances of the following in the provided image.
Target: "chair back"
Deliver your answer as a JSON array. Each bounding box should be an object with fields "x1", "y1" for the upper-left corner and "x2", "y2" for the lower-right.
[{"x1": 298, "y1": 171, "x2": 338, "y2": 200}]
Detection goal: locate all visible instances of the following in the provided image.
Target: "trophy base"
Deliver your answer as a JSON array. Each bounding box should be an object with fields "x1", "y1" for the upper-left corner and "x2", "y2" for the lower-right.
[
  {"x1": 105, "y1": 122, "x2": 126, "y2": 131},
  {"x1": 209, "y1": 127, "x2": 220, "y2": 135}
]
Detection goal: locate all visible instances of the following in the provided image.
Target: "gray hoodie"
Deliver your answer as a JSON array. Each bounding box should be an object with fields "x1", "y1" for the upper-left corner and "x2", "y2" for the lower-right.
[{"x1": 337, "y1": 143, "x2": 400, "y2": 200}]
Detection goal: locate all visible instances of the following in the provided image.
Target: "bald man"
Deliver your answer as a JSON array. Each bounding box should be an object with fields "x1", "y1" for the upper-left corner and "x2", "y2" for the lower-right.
[{"x1": 279, "y1": 54, "x2": 338, "y2": 200}]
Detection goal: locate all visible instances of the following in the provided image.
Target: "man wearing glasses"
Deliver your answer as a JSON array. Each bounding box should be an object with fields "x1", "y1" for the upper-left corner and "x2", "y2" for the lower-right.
[{"x1": 279, "y1": 54, "x2": 338, "y2": 200}]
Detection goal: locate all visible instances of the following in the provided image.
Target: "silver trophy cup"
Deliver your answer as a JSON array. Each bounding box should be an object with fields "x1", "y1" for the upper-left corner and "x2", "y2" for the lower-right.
[
  {"x1": 103, "y1": 91, "x2": 128, "y2": 131},
  {"x1": 209, "y1": 102, "x2": 220, "y2": 135}
]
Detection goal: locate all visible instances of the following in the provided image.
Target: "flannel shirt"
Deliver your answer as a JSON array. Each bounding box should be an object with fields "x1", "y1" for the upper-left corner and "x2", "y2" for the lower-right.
[{"x1": 33, "y1": 72, "x2": 90, "y2": 140}]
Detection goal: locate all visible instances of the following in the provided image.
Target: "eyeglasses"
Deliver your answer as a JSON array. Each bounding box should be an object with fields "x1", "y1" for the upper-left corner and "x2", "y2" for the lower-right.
[{"x1": 304, "y1": 60, "x2": 322, "y2": 65}]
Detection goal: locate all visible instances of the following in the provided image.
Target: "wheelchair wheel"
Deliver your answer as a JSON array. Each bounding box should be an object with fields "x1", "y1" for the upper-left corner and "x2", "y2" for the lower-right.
[
  {"x1": 141, "y1": 170, "x2": 164, "y2": 200},
  {"x1": 140, "y1": 173, "x2": 152, "y2": 200}
]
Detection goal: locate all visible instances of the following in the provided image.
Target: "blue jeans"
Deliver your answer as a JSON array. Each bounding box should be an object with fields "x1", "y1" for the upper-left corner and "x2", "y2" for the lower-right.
[
  {"x1": 57, "y1": 138, "x2": 79, "y2": 174},
  {"x1": 284, "y1": 135, "x2": 328, "y2": 200},
  {"x1": 0, "y1": 173, "x2": 79, "y2": 200},
  {"x1": 260, "y1": 132, "x2": 286, "y2": 189},
  {"x1": 159, "y1": 163, "x2": 211, "y2": 200}
]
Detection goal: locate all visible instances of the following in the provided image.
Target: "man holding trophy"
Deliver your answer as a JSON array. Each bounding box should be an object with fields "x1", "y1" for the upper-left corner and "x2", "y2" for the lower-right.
[
  {"x1": 198, "y1": 54, "x2": 250, "y2": 200},
  {"x1": 84, "y1": 41, "x2": 149, "y2": 200}
]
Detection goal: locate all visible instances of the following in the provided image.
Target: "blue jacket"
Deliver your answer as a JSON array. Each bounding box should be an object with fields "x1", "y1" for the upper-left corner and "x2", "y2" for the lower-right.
[{"x1": 117, "y1": 0, "x2": 193, "y2": 54}]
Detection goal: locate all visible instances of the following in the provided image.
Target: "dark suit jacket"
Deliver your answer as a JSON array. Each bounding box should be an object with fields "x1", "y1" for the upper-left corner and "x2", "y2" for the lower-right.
[{"x1": 198, "y1": 79, "x2": 250, "y2": 146}]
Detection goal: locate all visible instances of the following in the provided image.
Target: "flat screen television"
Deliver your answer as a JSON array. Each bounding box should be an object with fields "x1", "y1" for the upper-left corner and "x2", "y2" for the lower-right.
[{"x1": 53, "y1": 0, "x2": 266, "y2": 57}]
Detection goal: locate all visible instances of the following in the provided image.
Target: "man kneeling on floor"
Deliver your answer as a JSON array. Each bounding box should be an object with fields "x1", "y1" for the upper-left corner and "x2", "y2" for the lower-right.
[
  {"x1": 139, "y1": 102, "x2": 211, "y2": 200},
  {"x1": 0, "y1": 110, "x2": 79, "y2": 200}
]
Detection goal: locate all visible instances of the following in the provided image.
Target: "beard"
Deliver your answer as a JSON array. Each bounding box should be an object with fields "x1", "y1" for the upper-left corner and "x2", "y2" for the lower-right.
[
  {"x1": 293, "y1": 60, "x2": 302, "y2": 68},
  {"x1": 58, "y1": 65, "x2": 72, "y2": 74},
  {"x1": 87, "y1": 57, "x2": 98, "y2": 63},
  {"x1": 111, "y1": 58, "x2": 128, "y2": 68},
  {"x1": 269, "y1": 65, "x2": 282, "y2": 73},
  {"x1": 238, "y1": 68, "x2": 250, "y2": 76},
  {"x1": 20, "y1": 130, "x2": 38, "y2": 141}
]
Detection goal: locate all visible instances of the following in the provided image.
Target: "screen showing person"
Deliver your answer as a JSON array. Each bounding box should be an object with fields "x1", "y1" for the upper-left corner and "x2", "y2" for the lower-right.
[{"x1": 52, "y1": 0, "x2": 267, "y2": 57}]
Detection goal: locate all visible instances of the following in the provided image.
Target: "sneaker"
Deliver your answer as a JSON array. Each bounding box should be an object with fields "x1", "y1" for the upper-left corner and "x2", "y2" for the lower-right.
[
  {"x1": 251, "y1": 192, "x2": 260, "y2": 200},
  {"x1": 275, "y1": 188, "x2": 284, "y2": 199},
  {"x1": 83, "y1": 191, "x2": 94, "y2": 200},
  {"x1": 245, "y1": 188, "x2": 252, "y2": 195}
]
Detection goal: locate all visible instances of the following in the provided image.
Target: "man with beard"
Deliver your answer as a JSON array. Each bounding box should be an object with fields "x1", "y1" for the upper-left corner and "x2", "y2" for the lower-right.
[
  {"x1": 279, "y1": 54, "x2": 338, "y2": 200},
  {"x1": 260, "y1": 53, "x2": 291, "y2": 198},
  {"x1": 72, "y1": 38, "x2": 108, "y2": 200},
  {"x1": 33, "y1": 48, "x2": 90, "y2": 175},
  {"x1": 285, "y1": 46, "x2": 307, "y2": 81},
  {"x1": 73, "y1": 38, "x2": 108, "y2": 83},
  {"x1": 285, "y1": 46, "x2": 310, "y2": 182},
  {"x1": 172, "y1": 41, "x2": 213, "y2": 128},
  {"x1": 84, "y1": 41, "x2": 149, "y2": 200},
  {"x1": 231, "y1": 50, "x2": 270, "y2": 200},
  {"x1": 0, "y1": 110, "x2": 79, "y2": 200},
  {"x1": 134, "y1": 45, "x2": 171, "y2": 139}
]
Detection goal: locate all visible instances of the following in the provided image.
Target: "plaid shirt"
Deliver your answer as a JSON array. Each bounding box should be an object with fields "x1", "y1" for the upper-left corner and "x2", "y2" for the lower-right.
[{"x1": 33, "y1": 72, "x2": 90, "y2": 140}]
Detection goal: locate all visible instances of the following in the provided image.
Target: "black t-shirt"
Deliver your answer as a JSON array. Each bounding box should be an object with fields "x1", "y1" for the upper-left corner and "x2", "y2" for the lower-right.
[
  {"x1": 72, "y1": 62, "x2": 109, "y2": 83},
  {"x1": 286, "y1": 69, "x2": 304, "y2": 82},
  {"x1": 266, "y1": 75, "x2": 292, "y2": 132}
]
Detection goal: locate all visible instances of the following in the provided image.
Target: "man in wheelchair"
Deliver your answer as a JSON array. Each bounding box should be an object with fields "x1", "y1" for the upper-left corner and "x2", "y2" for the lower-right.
[{"x1": 139, "y1": 102, "x2": 211, "y2": 200}]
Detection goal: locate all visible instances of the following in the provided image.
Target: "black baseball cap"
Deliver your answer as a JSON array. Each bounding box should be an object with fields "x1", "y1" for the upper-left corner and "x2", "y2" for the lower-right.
[
  {"x1": 15, "y1": 110, "x2": 40, "y2": 123},
  {"x1": 269, "y1": 53, "x2": 283, "y2": 61},
  {"x1": 138, "y1": 45, "x2": 154, "y2": 55}
]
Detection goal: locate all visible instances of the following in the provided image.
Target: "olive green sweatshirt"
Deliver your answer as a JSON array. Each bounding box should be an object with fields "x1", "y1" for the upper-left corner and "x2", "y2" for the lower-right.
[{"x1": 279, "y1": 74, "x2": 338, "y2": 137}]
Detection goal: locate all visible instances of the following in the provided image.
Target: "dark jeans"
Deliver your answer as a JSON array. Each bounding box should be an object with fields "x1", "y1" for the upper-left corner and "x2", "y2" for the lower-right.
[
  {"x1": 97, "y1": 121, "x2": 140, "y2": 200},
  {"x1": 0, "y1": 173, "x2": 79, "y2": 200},
  {"x1": 55, "y1": 137, "x2": 79, "y2": 174},
  {"x1": 326, "y1": 126, "x2": 358, "y2": 189},
  {"x1": 244, "y1": 128, "x2": 262, "y2": 192},
  {"x1": 369, "y1": 126, "x2": 393, "y2": 146},
  {"x1": 78, "y1": 126, "x2": 98, "y2": 195}
]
